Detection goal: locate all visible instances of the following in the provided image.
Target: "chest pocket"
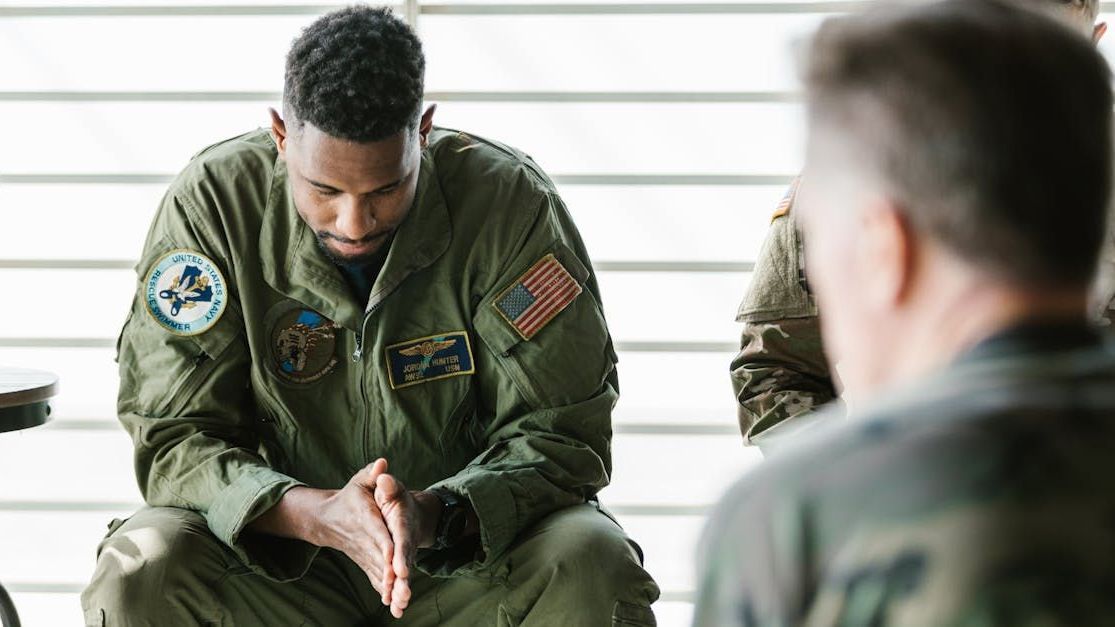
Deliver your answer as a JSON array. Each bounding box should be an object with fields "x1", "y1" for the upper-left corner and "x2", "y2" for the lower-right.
[
  {"x1": 472, "y1": 241, "x2": 617, "y2": 411},
  {"x1": 365, "y1": 306, "x2": 479, "y2": 470}
]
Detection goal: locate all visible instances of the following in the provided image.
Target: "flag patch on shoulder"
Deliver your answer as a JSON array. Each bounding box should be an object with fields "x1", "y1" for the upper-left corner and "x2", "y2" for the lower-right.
[
  {"x1": 771, "y1": 177, "x2": 801, "y2": 222},
  {"x1": 494, "y1": 254, "x2": 583, "y2": 340}
]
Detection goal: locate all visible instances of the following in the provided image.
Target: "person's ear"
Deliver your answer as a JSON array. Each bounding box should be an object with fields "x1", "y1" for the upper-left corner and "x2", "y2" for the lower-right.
[
  {"x1": 859, "y1": 200, "x2": 914, "y2": 311},
  {"x1": 1094, "y1": 22, "x2": 1107, "y2": 44},
  {"x1": 418, "y1": 104, "x2": 437, "y2": 149},
  {"x1": 269, "y1": 108, "x2": 288, "y2": 159}
]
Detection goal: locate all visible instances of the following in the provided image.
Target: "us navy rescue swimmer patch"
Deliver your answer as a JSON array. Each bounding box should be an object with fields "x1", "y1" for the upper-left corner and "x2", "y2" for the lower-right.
[
  {"x1": 144, "y1": 250, "x2": 227, "y2": 336},
  {"x1": 386, "y1": 332, "x2": 475, "y2": 389}
]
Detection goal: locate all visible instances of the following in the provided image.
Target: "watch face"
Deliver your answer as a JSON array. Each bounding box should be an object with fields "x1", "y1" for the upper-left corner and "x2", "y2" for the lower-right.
[
  {"x1": 445, "y1": 507, "x2": 468, "y2": 540},
  {"x1": 432, "y1": 489, "x2": 469, "y2": 549},
  {"x1": 435, "y1": 489, "x2": 461, "y2": 509}
]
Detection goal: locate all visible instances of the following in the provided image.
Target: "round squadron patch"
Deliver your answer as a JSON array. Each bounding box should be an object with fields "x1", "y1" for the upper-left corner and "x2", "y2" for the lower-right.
[
  {"x1": 144, "y1": 250, "x2": 228, "y2": 336},
  {"x1": 270, "y1": 308, "x2": 339, "y2": 384}
]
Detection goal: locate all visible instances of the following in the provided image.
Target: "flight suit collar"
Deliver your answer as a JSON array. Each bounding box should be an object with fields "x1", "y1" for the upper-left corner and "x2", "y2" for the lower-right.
[{"x1": 260, "y1": 147, "x2": 451, "y2": 332}]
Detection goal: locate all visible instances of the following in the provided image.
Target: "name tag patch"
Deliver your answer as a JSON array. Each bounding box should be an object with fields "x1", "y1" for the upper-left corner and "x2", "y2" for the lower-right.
[{"x1": 385, "y1": 331, "x2": 475, "y2": 389}]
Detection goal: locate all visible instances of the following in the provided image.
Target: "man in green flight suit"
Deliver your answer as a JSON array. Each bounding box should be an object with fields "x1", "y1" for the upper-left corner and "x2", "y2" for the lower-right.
[
  {"x1": 730, "y1": 0, "x2": 1109, "y2": 450},
  {"x1": 698, "y1": 0, "x2": 1115, "y2": 623},
  {"x1": 80, "y1": 6, "x2": 659, "y2": 625}
]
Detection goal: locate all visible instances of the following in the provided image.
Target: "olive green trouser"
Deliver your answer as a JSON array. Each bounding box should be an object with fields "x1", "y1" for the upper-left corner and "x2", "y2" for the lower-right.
[{"x1": 80, "y1": 503, "x2": 659, "y2": 626}]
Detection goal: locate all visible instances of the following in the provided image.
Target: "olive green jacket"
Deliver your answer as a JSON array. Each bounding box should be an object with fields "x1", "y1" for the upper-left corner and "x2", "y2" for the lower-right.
[{"x1": 116, "y1": 128, "x2": 618, "y2": 582}]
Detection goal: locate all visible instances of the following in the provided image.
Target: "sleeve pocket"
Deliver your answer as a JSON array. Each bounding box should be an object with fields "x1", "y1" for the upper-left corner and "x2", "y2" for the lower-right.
[
  {"x1": 472, "y1": 241, "x2": 616, "y2": 410},
  {"x1": 118, "y1": 237, "x2": 244, "y2": 418}
]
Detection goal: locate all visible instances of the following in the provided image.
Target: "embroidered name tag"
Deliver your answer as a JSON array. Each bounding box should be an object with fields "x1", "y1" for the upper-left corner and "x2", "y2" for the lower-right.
[{"x1": 385, "y1": 332, "x2": 475, "y2": 389}]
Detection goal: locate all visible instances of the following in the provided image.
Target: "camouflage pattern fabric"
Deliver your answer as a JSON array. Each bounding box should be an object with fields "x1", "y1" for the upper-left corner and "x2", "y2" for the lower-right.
[
  {"x1": 703, "y1": 322, "x2": 1115, "y2": 626},
  {"x1": 731, "y1": 181, "x2": 837, "y2": 449}
]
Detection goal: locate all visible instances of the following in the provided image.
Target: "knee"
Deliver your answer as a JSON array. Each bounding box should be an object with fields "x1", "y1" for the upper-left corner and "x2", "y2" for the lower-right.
[
  {"x1": 550, "y1": 521, "x2": 636, "y2": 576},
  {"x1": 82, "y1": 508, "x2": 226, "y2": 618},
  {"x1": 528, "y1": 506, "x2": 656, "y2": 596}
]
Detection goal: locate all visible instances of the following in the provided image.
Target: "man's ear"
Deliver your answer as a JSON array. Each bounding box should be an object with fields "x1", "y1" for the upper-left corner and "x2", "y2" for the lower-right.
[
  {"x1": 269, "y1": 108, "x2": 288, "y2": 159},
  {"x1": 1094, "y1": 22, "x2": 1107, "y2": 44},
  {"x1": 419, "y1": 104, "x2": 437, "y2": 148},
  {"x1": 859, "y1": 200, "x2": 915, "y2": 310}
]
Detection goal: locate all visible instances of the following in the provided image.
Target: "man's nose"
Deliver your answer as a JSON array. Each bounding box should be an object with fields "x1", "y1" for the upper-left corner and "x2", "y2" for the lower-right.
[{"x1": 334, "y1": 197, "x2": 377, "y2": 241}]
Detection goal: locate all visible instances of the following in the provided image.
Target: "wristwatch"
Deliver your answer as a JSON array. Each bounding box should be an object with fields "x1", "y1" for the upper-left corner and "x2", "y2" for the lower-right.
[{"x1": 429, "y1": 488, "x2": 469, "y2": 550}]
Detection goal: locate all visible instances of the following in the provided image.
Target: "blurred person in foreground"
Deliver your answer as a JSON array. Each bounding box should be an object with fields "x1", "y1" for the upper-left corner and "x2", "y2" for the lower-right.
[
  {"x1": 729, "y1": 0, "x2": 1109, "y2": 451},
  {"x1": 696, "y1": 0, "x2": 1115, "y2": 624}
]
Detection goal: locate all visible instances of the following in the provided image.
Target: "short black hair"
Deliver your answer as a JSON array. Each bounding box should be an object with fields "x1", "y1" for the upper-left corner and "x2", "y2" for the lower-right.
[
  {"x1": 804, "y1": 0, "x2": 1112, "y2": 287},
  {"x1": 284, "y1": 5, "x2": 425, "y2": 142}
]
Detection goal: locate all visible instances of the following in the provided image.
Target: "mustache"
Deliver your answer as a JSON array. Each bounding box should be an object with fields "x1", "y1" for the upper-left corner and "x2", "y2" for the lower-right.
[{"x1": 316, "y1": 229, "x2": 392, "y2": 246}]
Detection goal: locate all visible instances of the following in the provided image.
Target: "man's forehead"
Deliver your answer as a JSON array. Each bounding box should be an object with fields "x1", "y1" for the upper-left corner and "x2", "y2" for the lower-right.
[{"x1": 295, "y1": 124, "x2": 417, "y2": 185}]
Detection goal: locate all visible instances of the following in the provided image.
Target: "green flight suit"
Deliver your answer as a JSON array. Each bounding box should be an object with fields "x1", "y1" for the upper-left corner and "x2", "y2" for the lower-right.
[{"x1": 80, "y1": 127, "x2": 659, "y2": 625}]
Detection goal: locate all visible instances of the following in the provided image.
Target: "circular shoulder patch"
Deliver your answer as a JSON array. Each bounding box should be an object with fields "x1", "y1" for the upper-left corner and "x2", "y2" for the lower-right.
[
  {"x1": 144, "y1": 250, "x2": 228, "y2": 336},
  {"x1": 270, "y1": 308, "x2": 339, "y2": 384}
]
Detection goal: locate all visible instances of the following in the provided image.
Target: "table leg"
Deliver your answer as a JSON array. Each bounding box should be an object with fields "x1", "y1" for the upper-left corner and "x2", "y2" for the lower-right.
[{"x1": 0, "y1": 581, "x2": 20, "y2": 627}]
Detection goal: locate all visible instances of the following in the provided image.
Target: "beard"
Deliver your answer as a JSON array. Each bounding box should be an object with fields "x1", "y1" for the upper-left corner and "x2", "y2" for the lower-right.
[{"x1": 314, "y1": 230, "x2": 393, "y2": 267}]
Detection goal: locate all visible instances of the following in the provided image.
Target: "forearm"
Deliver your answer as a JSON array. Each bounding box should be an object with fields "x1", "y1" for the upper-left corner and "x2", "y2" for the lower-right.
[{"x1": 249, "y1": 486, "x2": 337, "y2": 545}]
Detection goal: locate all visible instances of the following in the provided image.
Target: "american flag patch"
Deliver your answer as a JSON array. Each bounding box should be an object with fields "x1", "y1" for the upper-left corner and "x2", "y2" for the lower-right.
[
  {"x1": 771, "y1": 177, "x2": 801, "y2": 223},
  {"x1": 493, "y1": 254, "x2": 583, "y2": 340}
]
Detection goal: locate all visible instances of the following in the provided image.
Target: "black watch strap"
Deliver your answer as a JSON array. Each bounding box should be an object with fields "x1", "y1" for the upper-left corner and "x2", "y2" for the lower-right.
[{"x1": 430, "y1": 488, "x2": 469, "y2": 550}]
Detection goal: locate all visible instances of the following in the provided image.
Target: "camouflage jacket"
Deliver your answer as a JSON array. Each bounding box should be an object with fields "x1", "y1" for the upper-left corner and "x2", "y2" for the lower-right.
[
  {"x1": 730, "y1": 180, "x2": 838, "y2": 449},
  {"x1": 701, "y1": 322, "x2": 1115, "y2": 626},
  {"x1": 732, "y1": 181, "x2": 1115, "y2": 449}
]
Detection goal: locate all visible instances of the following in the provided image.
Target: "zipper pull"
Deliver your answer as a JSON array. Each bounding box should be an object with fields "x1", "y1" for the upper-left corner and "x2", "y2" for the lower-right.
[
  {"x1": 352, "y1": 333, "x2": 363, "y2": 362},
  {"x1": 353, "y1": 304, "x2": 382, "y2": 363}
]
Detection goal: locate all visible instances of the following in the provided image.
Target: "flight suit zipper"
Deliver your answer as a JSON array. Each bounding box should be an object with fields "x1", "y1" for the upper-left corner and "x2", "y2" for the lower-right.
[
  {"x1": 352, "y1": 302, "x2": 382, "y2": 362},
  {"x1": 353, "y1": 302, "x2": 383, "y2": 465}
]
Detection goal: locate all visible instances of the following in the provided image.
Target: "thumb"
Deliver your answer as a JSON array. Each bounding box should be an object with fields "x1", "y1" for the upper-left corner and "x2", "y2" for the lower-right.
[
  {"x1": 375, "y1": 473, "x2": 405, "y2": 507},
  {"x1": 376, "y1": 475, "x2": 413, "y2": 580},
  {"x1": 352, "y1": 458, "x2": 388, "y2": 490}
]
